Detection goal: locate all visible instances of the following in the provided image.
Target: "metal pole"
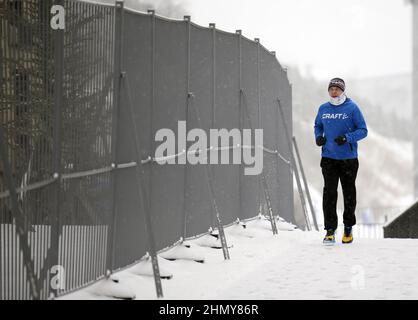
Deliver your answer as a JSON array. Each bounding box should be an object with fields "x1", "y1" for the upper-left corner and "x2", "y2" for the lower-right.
[
  {"x1": 148, "y1": 8, "x2": 156, "y2": 246},
  {"x1": 141, "y1": 8, "x2": 163, "y2": 298},
  {"x1": 276, "y1": 99, "x2": 311, "y2": 231},
  {"x1": 50, "y1": 0, "x2": 64, "y2": 298},
  {"x1": 274, "y1": 75, "x2": 283, "y2": 222},
  {"x1": 412, "y1": 0, "x2": 418, "y2": 200},
  {"x1": 181, "y1": 15, "x2": 191, "y2": 240},
  {"x1": 255, "y1": 38, "x2": 262, "y2": 216},
  {"x1": 106, "y1": 0, "x2": 123, "y2": 276},
  {"x1": 236, "y1": 29, "x2": 243, "y2": 221},
  {"x1": 209, "y1": 23, "x2": 216, "y2": 130},
  {"x1": 292, "y1": 136, "x2": 319, "y2": 231},
  {"x1": 209, "y1": 22, "x2": 216, "y2": 228}
]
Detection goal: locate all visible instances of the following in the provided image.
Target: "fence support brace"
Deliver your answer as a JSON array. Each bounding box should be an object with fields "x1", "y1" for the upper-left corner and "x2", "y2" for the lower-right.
[
  {"x1": 123, "y1": 73, "x2": 164, "y2": 298},
  {"x1": 240, "y1": 89, "x2": 278, "y2": 235},
  {"x1": 0, "y1": 125, "x2": 40, "y2": 299},
  {"x1": 187, "y1": 93, "x2": 230, "y2": 260},
  {"x1": 276, "y1": 98, "x2": 312, "y2": 231},
  {"x1": 292, "y1": 136, "x2": 319, "y2": 231}
]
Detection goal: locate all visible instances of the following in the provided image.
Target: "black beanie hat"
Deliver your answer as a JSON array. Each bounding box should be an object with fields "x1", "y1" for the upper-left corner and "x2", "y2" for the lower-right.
[{"x1": 328, "y1": 78, "x2": 345, "y2": 92}]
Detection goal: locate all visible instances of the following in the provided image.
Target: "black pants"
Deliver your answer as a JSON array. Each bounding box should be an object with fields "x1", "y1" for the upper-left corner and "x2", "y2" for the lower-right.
[{"x1": 320, "y1": 157, "x2": 359, "y2": 231}]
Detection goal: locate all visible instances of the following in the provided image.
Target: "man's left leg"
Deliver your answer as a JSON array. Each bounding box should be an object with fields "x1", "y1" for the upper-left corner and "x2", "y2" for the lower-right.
[{"x1": 340, "y1": 158, "x2": 359, "y2": 242}]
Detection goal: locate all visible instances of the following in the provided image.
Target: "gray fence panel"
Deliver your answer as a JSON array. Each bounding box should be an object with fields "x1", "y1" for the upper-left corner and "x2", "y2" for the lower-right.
[
  {"x1": 240, "y1": 38, "x2": 260, "y2": 220},
  {"x1": 151, "y1": 18, "x2": 188, "y2": 249},
  {"x1": 277, "y1": 70, "x2": 295, "y2": 224},
  {"x1": 213, "y1": 31, "x2": 240, "y2": 226},
  {"x1": 259, "y1": 49, "x2": 281, "y2": 218},
  {"x1": 120, "y1": 11, "x2": 153, "y2": 159},
  {"x1": 0, "y1": 0, "x2": 57, "y2": 299},
  {"x1": 185, "y1": 25, "x2": 216, "y2": 237},
  {"x1": 59, "y1": 1, "x2": 115, "y2": 292},
  {"x1": 113, "y1": 10, "x2": 150, "y2": 269}
]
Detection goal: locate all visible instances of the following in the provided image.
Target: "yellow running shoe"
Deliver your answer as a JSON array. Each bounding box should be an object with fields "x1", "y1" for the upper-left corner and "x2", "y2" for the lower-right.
[{"x1": 342, "y1": 227, "x2": 353, "y2": 244}]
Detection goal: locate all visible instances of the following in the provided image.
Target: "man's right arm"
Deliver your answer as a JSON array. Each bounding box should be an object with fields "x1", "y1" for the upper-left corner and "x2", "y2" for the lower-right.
[
  {"x1": 314, "y1": 109, "x2": 324, "y2": 140},
  {"x1": 314, "y1": 108, "x2": 327, "y2": 147}
]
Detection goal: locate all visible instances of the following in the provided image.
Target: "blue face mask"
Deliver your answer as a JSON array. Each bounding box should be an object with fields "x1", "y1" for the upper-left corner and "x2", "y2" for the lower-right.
[{"x1": 329, "y1": 92, "x2": 347, "y2": 106}]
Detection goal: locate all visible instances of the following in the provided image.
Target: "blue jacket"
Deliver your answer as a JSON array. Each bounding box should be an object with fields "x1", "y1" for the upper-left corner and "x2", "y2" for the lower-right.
[{"x1": 314, "y1": 97, "x2": 368, "y2": 160}]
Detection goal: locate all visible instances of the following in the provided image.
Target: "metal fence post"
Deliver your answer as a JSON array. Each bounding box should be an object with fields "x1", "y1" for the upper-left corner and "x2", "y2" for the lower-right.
[
  {"x1": 148, "y1": 8, "x2": 156, "y2": 246},
  {"x1": 236, "y1": 29, "x2": 243, "y2": 221},
  {"x1": 254, "y1": 37, "x2": 262, "y2": 216},
  {"x1": 292, "y1": 136, "x2": 319, "y2": 231},
  {"x1": 274, "y1": 86, "x2": 283, "y2": 217},
  {"x1": 277, "y1": 98, "x2": 312, "y2": 231},
  {"x1": 209, "y1": 22, "x2": 216, "y2": 228},
  {"x1": 181, "y1": 15, "x2": 191, "y2": 240},
  {"x1": 106, "y1": 0, "x2": 124, "y2": 276},
  {"x1": 209, "y1": 23, "x2": 216, "y2": 130},
  {"x1": 50, "y1": 0, "x2": 64, "y2": 298},
  {"x1": 288, "y1": 81, "x2": 296, "y2": 224}
]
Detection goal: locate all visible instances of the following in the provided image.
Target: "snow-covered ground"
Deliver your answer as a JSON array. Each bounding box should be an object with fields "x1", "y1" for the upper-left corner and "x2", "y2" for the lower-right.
[{"x1": 60, "y1": 217, "x2": 418, "y2": 300}]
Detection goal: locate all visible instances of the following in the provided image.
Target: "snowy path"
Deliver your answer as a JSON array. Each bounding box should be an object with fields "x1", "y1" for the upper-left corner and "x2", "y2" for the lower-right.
[
  {"x1": 62, "y1": 219, "x2": 418, "y2": 300},
  {"x1": 210, "y1": 231, "x2": 418, "y2": 300}
]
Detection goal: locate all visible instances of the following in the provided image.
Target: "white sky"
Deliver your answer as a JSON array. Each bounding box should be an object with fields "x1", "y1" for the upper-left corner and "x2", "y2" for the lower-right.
[{"x1": 180, "y1": 0, "x2": 413, "y2": 80}]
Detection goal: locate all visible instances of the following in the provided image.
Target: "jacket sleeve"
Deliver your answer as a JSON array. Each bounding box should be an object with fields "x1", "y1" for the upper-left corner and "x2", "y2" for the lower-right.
[
  {"x1": 345, "y1": 106, "x2": 368, "y2": 143},
  {"x1": 314, "y1": 109, "x2": 324, "y2": 140}
]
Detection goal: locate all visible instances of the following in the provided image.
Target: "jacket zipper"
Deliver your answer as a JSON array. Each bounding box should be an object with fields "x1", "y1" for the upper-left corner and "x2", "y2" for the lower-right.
[{"x1": 349, "y1": 143, "x2": 353, "y2": 151}]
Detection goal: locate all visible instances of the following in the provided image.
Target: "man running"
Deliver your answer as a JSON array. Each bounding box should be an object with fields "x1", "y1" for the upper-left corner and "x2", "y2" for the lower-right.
[{"x1": 314, "y1": 78, "x2": 368, "y2": 245}]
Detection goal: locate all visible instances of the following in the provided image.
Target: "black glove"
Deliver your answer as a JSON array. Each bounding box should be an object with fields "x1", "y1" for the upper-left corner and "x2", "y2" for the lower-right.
[
  {"x1": 316, "y1": 136, "x2": 326, "y2": 146},
  {"x1": 334, "y1": 135, "x2": 347, "y2": 146}
]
